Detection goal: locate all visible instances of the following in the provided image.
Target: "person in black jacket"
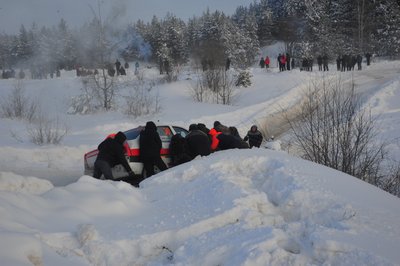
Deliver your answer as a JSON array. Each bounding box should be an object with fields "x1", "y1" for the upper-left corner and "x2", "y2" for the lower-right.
[
  {"x1": 139, "y1": 121, "x2": 167, "y2": 178},
  {"x1": 186, "y1": 124, "x2": 211, "y2": 159},
  {"x1": 229, "y1": 126, "x2": 249, "y2": 148},
  {"x1": 213, "y1": 120, "x2": 230, "y2": 134},
  {"x1": 93, "y1": 131, "x2": 135, "y2": 183},
  {"x1": 217, "y1": 133, "x2": 248, "y2": 150},
  {"x1": 244, "y1": 125, "x2": 263, "y2": 148},
  {"x1": 169, "y1": 133, "x2": 191, "y2": 166}
]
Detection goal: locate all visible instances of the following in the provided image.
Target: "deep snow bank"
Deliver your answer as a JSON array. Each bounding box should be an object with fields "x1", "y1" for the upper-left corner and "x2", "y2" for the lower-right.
[{"x1": 0, "y1": 149, "x2": 399, "y2": 265}]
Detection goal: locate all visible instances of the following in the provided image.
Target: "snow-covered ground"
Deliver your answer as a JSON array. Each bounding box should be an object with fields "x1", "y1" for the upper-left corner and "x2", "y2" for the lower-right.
[{"x1": 0, "y1": 60, "x2": 399, "y2": 265}]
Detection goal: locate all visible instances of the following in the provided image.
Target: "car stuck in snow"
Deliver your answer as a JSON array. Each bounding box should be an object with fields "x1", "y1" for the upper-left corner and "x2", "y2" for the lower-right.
[{"x1": 84, "y1": 125, "x2": 188, "y2": 179}]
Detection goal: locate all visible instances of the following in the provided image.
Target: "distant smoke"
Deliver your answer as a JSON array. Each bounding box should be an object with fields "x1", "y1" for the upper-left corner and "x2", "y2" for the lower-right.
[{"x1": 120, "y1": 28, "x2": 152, "y2": 61}]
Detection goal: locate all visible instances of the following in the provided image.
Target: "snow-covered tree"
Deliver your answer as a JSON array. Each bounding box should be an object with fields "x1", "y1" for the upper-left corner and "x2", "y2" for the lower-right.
[
  {"x1": 16, "y1": 25, "x2": 33, "y2": 64},
  {"x1": 0, "y1": 34, "x2": 15, "y2": 68},
  {"x1": 249, "y1": 0, "x2": 274, "y2": 46},
  {"x1": 163, "y1": 13, "x2": 188, "y2": 65},
  {"x1": 56, "y1": 19, "x2": 77, "y2": 70},
  {"x1": 370, "y1": 0, "x2": 400, "y2": 56},
  {"x1": 189, "y1": 10, "x2": 258, "y2": 69}
]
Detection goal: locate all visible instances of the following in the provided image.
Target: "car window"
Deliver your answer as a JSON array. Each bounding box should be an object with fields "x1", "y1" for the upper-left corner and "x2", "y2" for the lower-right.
[
  {"x1": 173, "y1": 126, "x2": 189, "y2": 137},
  {"x1": 124, "y1": 126, "x2": 143, "y2": 140},
  {"x1": 157, "y1": 126, "x2": 173, "y2": 142}
]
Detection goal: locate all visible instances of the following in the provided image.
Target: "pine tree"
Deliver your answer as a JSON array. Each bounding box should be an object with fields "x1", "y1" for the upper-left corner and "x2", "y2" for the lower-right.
[
  {"x1": 55, "y1": 19, "x2": 77, "y2": 70},
  {"x1": 192, "y1": 10, "x2": 227, "y2": 69},
  {"x1": 0, "y1": 34, "x2": 15, "y2": 68},
  {"x1": 162, "y1": 13, "x2": 188, "y2": 65},
  {"x1": 16, "y1": 25, "x2": 33, "y2": 64},
  {"x1": 370, "y1": 0, "x2": 400, "y2": 56},
  {"x1": 250, "y1": 0, "x2": 274, "y2": 45}
]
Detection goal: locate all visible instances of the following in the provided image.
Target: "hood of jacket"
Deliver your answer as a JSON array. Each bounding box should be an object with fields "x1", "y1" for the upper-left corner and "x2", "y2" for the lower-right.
[
  {"x1": 145, "y1": 121, "x2": 157, "y2": 132},
  {"x1": 114, "y1": 131, "x2": 127, "y2": 144}
]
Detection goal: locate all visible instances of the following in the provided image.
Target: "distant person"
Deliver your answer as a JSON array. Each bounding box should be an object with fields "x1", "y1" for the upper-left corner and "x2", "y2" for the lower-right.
[
  {"x1": 139, "y1": 121, "x2": 167, "y2": 178},
  {"x1": 108, "y1": 66, "x2": 115, "y2": 77},
  {"x1": 244, "y1": 125, "x2": 263, "y2": 148},
  {"x1": 164, "y1": 59, "x2": 170, "y2": 75},
  {"x1": 279, "y1": 54, "x2": 287, "y2": 71},
  {"x1": 286, "y1": 53, "x2": 291, "y2": 70},
  {"x1": 357, "y1": 54, "x2": 362, "y2": 70},
  {"x1": 265, "y1": 56, "x2": 270, "y2": 69},
  {"x1": 119, "y1": 66, "x2": 126, "y2": 75},
  {"x1": 259, "y1": 57, "x2": 265, "y2": 68},
  {"x1": 317, "y1": 55, "x2": 323, "y2": 71},
  {"x1": 365, "y1": 53, "x2": 372, "y2": 66},
  {"x1": 277, "y1": 54, "x2": 282, "y2": 70},
  {"x1": 115, "y1": 59, "x2": 121, "y2": 75},
  {"x1": 225, "y1": 57, "x2": 231, "y2": 71},
  {"x1": 135, "y1": 61, "x2": 139, "y2": 75},
  {"x1": 336, "y1": 56, "x2": 341, "y2": 71},
  {"x1": 93, "y1": 131, "x2": 136, "y2": 184},
  {"x1": 124, "y1": 61, "x2": 129, "y2": 69},
  {"x1": 323, "y1": 54, "x2": 329, "y2": 71}
]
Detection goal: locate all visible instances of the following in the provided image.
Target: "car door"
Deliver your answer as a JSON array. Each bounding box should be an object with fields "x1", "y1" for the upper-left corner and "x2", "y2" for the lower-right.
[
  {"x1": 156, "y1": 126, "x2": 174, "y2": 166},
  {"x1": 172, "y1": 126, "x2": 189, "y2": 137}
]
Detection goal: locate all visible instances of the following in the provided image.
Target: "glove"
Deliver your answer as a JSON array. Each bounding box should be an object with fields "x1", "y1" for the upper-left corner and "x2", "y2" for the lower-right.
[
  {"x1": 127, "y1": 171, "x2": 140, "y2": 188},
  {"x1": 128, "y1": 171, "x2": 135, "y2": 178}
]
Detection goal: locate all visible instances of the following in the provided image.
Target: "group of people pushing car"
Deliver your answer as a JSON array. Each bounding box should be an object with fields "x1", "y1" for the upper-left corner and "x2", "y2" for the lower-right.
[
  {"x1": 169, "y1": 121, "x2": 263, "y2": 167},
  {"x1": 92, "y1": 121, "x2": 263, "y2": 187}
]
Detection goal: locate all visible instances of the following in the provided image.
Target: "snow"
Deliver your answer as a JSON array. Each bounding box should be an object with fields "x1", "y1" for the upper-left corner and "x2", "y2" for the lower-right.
[{"x1": 0, "y1": 59, "x2": 400, "y2": 265}]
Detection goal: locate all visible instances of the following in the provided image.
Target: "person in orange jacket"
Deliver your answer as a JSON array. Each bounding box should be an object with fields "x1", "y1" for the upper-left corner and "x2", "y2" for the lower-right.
[{"x1": 208, "y1": 128, "x2": 221, "y2": 151}]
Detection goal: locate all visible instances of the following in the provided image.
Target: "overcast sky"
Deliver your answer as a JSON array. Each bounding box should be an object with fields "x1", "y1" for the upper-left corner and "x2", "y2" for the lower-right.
[{"x1": 0, "y1": 0, "x2": 255, "y2": 34}]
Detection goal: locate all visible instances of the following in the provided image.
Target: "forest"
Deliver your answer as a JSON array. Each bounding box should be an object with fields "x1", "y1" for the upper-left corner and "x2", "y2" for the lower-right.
[{"x1": 0, "y1": 0, "x2": 399, "y2": 73}]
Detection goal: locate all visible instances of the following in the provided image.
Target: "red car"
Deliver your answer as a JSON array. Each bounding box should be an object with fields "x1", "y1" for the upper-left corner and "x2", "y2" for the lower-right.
[{"x1": 84, "y1": 125, "x2": 188, "y2": 179}]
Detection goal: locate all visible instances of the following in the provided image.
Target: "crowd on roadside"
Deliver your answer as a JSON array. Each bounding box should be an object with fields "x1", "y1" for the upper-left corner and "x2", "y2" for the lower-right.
[{"x1": 258, "y1": 52, "x2": 373, "y2": 72}]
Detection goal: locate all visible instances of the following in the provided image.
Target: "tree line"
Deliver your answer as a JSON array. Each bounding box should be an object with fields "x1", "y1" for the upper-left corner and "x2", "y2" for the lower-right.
[{"x1": 0, "y1": 0, "x2": 399, "y2": 72}]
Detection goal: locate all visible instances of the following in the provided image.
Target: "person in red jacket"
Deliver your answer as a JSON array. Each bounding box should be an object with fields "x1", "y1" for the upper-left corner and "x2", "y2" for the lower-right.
[
  {"x1": 265, "y1": 56, "x2": 270, "y2": 69},
  {"x1": 280, "y1": 54, "x2": 287, "y2": 71}
]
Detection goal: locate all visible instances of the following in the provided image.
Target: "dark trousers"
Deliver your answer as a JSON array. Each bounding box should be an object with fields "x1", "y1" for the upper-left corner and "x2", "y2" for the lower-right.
[
  {"x1": 142, "y1": 156, "x2": 167, "y2": 178},
  {"x1": 93, "y1": 160, "x2": 113, "y2": 180}
]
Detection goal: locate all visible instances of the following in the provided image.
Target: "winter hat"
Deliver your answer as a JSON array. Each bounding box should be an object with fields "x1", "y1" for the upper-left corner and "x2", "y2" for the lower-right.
[
  {"x1": 189, "y1": 124, "x2": 198, "y2": 131},
  {"x1": 145, "y1": 121, "x2": 157, "y2": 131},
  {"x1": 197, "y1": 123, "x2": 209, "y2": 132},
  {"x1": 214, "y1": 121, "x2": 221, "y2": 128}
]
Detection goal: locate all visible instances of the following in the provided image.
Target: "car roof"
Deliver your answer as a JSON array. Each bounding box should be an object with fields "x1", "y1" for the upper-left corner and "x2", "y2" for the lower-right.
[
  {"x1": 123, "y1": 125, "x2": 184, "y2": 140},
  {"x1": 124, "y1": 126, "x2": 143, "y2": 140}
]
